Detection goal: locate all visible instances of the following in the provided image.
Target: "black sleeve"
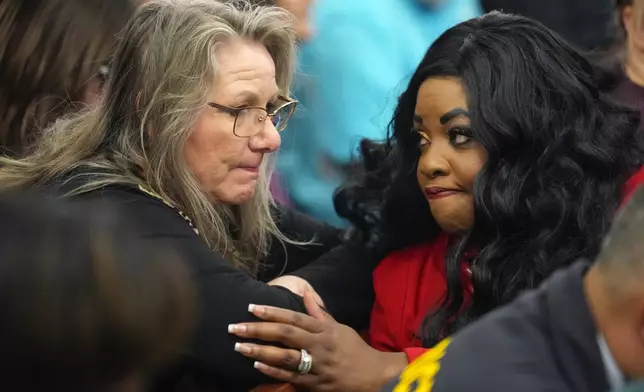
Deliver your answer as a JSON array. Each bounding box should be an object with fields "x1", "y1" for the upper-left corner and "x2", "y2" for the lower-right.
[
  {"x1": 77, "y1": 188, "x2": 308, "y2": 389},
  {"x1": 266, "y1": 207, "x2": 375, "y2": 330},
  {"x1": 261, "y1": 206, "x2": 344, "y2": 279},
  {"x1": 289, "y1": 240, "x2": 375, "y2": 330}
]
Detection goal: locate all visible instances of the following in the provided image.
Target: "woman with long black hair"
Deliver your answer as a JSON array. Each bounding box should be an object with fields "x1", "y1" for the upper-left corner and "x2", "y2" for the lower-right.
[{"x1": 228, "y1": 12, "x2": 644, "y2": 391}]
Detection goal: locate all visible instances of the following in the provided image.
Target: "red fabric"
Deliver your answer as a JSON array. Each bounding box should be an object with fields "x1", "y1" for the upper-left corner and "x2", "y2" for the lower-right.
[
  {"x1": 368, "y1": 234, "x2": 472, "y2": 362},
  {"x1": 369, "y1": 167, "x2": 644, "y2": 363},
  {"x1": 623, "y1": 167, "x2": 644, "y2": 206}
]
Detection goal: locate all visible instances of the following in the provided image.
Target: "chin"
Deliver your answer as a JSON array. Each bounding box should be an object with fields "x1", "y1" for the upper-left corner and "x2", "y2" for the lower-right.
[
  {"x1": 433, "y1": 215, "x2": 474, "y2": 234},
  {"x1": 215, "y1": 188, "x2": 256, "y2": 205}
]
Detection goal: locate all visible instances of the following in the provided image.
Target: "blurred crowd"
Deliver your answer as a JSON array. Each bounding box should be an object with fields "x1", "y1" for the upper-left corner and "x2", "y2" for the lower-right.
[{"x1": 2, "y1": 0, "x2": 644, "y2": 391}]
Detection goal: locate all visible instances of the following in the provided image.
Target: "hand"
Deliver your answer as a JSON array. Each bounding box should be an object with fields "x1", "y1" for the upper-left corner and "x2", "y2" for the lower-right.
[
  {"x1": 268, "y1": 275, "x2": 325, "y2": 307},
  {"x1": 228, "y1": 291, "x2": 407, "y2": 392}
]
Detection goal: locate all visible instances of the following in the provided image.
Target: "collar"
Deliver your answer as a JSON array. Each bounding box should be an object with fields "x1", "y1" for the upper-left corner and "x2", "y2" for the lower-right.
[{"x1": 598, "y1": 334, "x2": 626, "y2": 390}]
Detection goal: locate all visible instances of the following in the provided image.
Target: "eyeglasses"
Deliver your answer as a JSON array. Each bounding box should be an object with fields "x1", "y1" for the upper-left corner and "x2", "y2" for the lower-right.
[{"x1": 208, "y1": 95, "x2": 297, "y2": 138}]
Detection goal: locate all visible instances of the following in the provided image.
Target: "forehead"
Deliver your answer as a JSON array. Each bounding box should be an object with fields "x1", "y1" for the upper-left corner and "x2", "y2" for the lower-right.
[
  {"x1": 212, "y1": 40, "x2": 278, "y2": 96},
  {"x1": 414, "y1": 77, "x2": 468, "y2": 123}
]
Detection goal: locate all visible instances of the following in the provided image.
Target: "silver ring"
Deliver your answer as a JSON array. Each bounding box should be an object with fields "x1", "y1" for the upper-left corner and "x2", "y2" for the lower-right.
[{"x1": 297, "y1": 349, "x2": 313, "y2": 374}]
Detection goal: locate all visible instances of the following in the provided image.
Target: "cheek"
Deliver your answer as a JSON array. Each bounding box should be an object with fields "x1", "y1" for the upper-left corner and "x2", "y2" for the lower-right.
[
  {"x1": 184, "y1": 117, "x2": 247, "y2": 182},
  {"x1": 455, "y1": 148, "x2": 487, "y2": 190}
]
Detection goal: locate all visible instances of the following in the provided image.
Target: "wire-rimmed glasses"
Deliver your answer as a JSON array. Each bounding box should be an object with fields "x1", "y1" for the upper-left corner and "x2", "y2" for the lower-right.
[{"x1": 208, "y1": 95, "x2": 297, "y2": 138}]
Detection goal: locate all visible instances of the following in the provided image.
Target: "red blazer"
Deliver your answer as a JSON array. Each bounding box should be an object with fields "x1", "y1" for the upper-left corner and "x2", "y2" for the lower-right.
[{"x1": 369, "y1": 168, "x2": 644, "y2": 363}]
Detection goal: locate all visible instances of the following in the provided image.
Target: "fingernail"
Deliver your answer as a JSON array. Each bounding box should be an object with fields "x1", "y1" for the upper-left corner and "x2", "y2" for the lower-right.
[
  {"x1": 254, "y1": 361, "x2": 263, "y2": 369},
  {"x1": 234, "y1": 343, "x2": 252, "y2": 354},
  {"x1": 248, "y1": 304, "x2": 264, "y2": 315},
  {"x1": 228, "y1": 324, "x2": 247, "y2": 333}
]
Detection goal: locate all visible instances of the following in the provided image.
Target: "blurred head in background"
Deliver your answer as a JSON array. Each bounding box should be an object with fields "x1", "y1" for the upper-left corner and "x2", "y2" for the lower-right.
[
  {"x1": 255, "y1": 0, "x2": 314, "y2": 40},
  {"x1": 0, "y1": 193, "x2": 195, "y2": 391},
  {"x1": 618, "y1": 0, "x2": 644, "y2": 86},
  {"x1": 277, "y1": 0, "x2": 314, "y2": 40},
  {"x1": 0, "y1": 0, "x2": 136, "y2": 155}
]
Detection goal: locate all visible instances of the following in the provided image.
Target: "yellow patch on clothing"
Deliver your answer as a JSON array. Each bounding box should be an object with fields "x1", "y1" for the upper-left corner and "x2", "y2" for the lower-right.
[{"x1": 392, "y1": 338, "x2": 452, "y2": 392}]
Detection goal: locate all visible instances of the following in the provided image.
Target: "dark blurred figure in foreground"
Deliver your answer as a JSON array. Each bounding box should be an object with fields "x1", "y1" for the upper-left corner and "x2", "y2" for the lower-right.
[
  {"x1": 382, "y1": 186, "x2": 644, "y2": 392},
  {"x1": 0, "y1": 194, "x2": 195, "y2": 392},
  {"x1": 0, "y1": 0, "x2": 136, "y2": 155},
  {"x1": 481, "y1": 0, "x2": 615, "y2": 50}
]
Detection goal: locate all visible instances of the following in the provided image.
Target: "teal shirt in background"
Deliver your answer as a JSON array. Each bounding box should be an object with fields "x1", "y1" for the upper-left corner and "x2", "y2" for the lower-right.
[{"x1": 278, "y1": 0, "x2": 482, "y2": 226}]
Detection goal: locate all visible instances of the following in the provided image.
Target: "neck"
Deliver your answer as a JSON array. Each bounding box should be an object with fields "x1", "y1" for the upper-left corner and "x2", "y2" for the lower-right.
[{"x1": 584, "y1": 267, "x2": 633, "y2": 381}]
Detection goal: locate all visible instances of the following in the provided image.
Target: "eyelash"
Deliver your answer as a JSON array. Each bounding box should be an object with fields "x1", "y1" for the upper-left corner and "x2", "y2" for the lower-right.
[
  {"x1": 448, "y1": 127, "x2": 474, "y2": 146},
  {"x1": 414, "y1": 127, "x2": 474, "y2": 148}
]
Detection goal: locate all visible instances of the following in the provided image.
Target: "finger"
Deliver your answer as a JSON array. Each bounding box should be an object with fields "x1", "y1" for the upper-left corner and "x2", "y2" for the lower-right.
[
  {"x1": 304, "y1": 290, "x2": 335, "y2": 322},
  {"x1": 234, "y1": 342, "x2": 302, "y2": 371},
  {"x1": 246, "y1": 303, "x2": 323, "y2": 333},
  {"x1": 229, "y1": 322, "x2": 314, "y2": 348},
  {"x1": 253, "y1": 361, "x2": 317, "y2": 386}
]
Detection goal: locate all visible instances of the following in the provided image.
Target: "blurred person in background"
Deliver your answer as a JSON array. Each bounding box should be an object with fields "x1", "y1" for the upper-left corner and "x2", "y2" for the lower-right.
[
  {"x1": 276, "y1": 0, "x2": 482, "y2": 225},
  {"x1": 481, "y1": 0, "x2": 615, "y2": 51},
  {"x1": 382, "y1": 187, "x2": 644, "y2": 392},
  {"x1": 0, "y1": 1, "x2": 374, "y2": 390},
  {"x1": 0, "y1": 0, "x2": 136, "y2": 156},
  {"x1": 0, "y1": 192, "x2": 195, "y2": 392},
  {"x1": 613, "y1": 0, "x2": 644, "y2": 129},
  {"x1": 250, "y1": 0, "x2": 315, "y2": 205}
]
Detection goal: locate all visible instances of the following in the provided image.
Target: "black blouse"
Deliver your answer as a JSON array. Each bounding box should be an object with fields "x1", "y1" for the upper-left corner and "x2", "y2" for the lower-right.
[{"x1": 64, "y1": 183, "x2": 374, "y2": 391}]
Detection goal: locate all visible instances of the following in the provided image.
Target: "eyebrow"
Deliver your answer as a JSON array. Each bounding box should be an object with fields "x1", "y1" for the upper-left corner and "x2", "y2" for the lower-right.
[
  {"x1": 439, "y1": 108, "x2": 470, "y2": 124},
  {"x1": 233, "y1": 90, "x2": 279, "y2": 106}
]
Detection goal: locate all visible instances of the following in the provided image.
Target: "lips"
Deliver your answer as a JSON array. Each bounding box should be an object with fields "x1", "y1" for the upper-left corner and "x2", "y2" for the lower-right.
[
  {"x1": 239, "y1": 166, "x2": 260, "y2": 173},
  {"x1": 424, "y1": 187, "x2": 461, "y2": 200}
]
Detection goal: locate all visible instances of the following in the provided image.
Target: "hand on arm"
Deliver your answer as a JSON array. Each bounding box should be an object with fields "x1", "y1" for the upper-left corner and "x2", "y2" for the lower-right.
[
  {"x1": 268, "y1": 275, "x2": 325, "y2": 307},
  {"x1": 228, "y1": 291, "x2": 408, "y2": 392}
]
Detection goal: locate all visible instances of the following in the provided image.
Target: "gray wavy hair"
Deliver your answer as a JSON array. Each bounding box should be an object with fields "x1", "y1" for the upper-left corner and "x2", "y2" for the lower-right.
[{"x1": 0, "y1": 0, "x2": 300, "y2": 274}]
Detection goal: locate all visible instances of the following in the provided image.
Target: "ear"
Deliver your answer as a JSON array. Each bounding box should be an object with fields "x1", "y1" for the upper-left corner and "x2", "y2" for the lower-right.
[
  {"x1": 622, "y1": 6, "x2": 644, "y2": 52},
  {"x1": 623, "y1": 6, "x2": 634, "y2": 35}
]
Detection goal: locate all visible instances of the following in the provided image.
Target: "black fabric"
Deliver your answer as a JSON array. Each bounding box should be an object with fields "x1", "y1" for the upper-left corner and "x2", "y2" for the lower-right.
[
  {"x1": 481, "y1": 0, "x2": 615, "y2": 51},
  {"x1": 52, "y1": 181, "x2": 373, "y2": 391},
  {"x1": 382, "y1": 261, "x2": 611, "y2": 392}
]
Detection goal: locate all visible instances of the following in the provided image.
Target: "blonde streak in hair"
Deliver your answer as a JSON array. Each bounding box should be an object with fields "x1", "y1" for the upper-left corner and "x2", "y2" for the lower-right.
[{"x1": 0, "y1": 107, "x2": 106, "y2": 189}]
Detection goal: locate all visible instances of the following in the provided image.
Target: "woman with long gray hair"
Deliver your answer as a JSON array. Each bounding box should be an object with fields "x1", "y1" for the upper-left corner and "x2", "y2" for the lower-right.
[{"x1": 0, "y1": 0, "x2": 373, "y2": 390}]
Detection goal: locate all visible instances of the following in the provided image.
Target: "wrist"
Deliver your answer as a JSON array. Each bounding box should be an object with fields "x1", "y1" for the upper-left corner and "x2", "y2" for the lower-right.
[{"x1": 371, "y1": 351, "x2": 408, "y2": 391}]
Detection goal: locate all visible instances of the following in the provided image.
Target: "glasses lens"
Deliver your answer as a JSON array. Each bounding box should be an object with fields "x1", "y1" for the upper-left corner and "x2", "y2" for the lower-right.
[
  {"x1": 235, "y1": 108, "x2": 267, "y2": 137},
  {"x1": 273, "y1": 102, "x2": 295, "y2": 131}
]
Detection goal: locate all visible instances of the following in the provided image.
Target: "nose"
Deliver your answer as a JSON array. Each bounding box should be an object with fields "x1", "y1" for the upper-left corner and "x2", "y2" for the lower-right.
[
  {"x1": 418, "y1": 145, "x2": 450, "y2": 179},
  {"x1": 249, "y1": 120, "x2": 281, "y2": 153}
]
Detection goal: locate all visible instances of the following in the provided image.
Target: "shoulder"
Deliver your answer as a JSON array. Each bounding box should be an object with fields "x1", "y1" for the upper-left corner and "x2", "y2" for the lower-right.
[
  {"x1": 428, "y1": 289, "x2": 565, "y2": 391},
  {"x1": 385, "y1": 287, "x2": 562, "y2": 392},
  {"x1": 69, "y1": 184, "x2": 200, "y2": 238}
]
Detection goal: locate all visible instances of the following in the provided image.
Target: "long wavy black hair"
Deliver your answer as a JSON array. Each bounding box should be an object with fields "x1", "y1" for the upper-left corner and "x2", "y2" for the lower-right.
[{"x1": 335, "y1": 12, "x2": 644, "y2": 346}]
